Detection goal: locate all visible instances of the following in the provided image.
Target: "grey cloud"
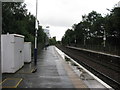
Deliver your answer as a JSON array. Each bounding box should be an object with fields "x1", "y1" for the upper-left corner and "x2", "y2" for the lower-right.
[{"x1": 40, "y1": 17, "x2": 74, "y2": 27}]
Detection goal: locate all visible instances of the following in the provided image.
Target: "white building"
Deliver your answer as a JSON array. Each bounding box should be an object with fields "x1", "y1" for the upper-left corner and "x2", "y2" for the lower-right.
[
  {"x1": 115, "y1": 1, "x2": 120, "y2": 7},
  {"x1": 118, "y1": 1, "x2": 120, "y2": 7},
  {"x1": 44, "y1": 29, "x2": 51, "y2": 38}
]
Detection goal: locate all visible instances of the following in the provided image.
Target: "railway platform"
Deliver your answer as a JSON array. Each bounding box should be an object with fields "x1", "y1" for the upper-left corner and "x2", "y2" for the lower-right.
[
  {"x1": 67, "y1": 46, "x2": 120, "y2": 58},
  {"x1": 1, "y1": 46, "x2": 88, "y2": 88}
]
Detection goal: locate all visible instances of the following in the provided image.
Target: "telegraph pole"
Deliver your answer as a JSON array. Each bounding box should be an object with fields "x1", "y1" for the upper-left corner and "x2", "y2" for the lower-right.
[
  {"x1": 0, "y1": 1, "x2": 2, "y2": 87},
  {"x1": 34, "y1": 0, "x2": 38, "y2": 65}
]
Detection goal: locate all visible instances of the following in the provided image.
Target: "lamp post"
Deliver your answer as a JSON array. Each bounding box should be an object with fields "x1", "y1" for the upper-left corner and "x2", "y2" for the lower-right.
[
  {"x1": 83, "y1": 33, "x2": 86, "y2": 46},
  {"x1": 74, "y1": 35, "x2": 76, "y2": 47},
  {"x1": 103, "y1": 29, "x2": 106, "y2": 48},
  {"x1": 101, "y1": 25, "x2": 106, "y2": 48},
  {"x1": 0, "y1": 2, "x2": 2, "y2": 87},
  {"x1": 34, "y1": 0, "x2": 38, "y2": 65}
]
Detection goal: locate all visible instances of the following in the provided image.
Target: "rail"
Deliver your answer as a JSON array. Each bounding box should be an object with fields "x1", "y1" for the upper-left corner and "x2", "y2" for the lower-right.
[
  {"x1": 56, "y1": 46, "x2": 120, "y2": 89},
  {"x1": 67, "y1": 46, "x2": 120, "y2": 58}
]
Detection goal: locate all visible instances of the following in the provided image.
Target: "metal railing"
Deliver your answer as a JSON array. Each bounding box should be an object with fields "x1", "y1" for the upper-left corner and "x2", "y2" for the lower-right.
[{"x1": 70, "y1": 44, "x2": 120, "y2": 56}]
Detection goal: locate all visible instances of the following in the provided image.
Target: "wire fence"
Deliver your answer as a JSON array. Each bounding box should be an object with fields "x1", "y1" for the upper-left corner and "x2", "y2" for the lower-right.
[{"x1": 70, "y1": 44, "x2": 120, "y2": 56}]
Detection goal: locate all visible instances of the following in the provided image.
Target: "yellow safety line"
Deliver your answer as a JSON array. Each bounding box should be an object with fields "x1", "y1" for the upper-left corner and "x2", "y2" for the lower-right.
[
  {"x1": 0, "y1": 79, "x2": 7, "y2": 85},
  {"x1": 1, "y1": 78, "x2": 23, "y2": 88},
  {"x1": 30, "y1": 68, "x2": 35, "y2": 73},
  {"x1": 7, "y1": 78, "x2": 20, "y2": 80},
  {"x1": 14, "y1": 78, "x2": 23, "y2": 88},
  {"x1": 18, "y1": 68, "x2": 34, "y2": 74},
  {"x1": 19, "y1": 72, "x2": 31, "y2": 74},
  {"x1": 1, "y1": 86, "x2": 16, "y2": 88}
]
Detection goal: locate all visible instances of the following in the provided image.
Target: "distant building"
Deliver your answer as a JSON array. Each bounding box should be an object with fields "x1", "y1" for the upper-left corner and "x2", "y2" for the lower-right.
[
  {"x1": 118, "y1": 1, "x2": 120, "y2": 7},
  {"x1": 115, "y1": 1, "x2": 120, "y2": 7},
  {"x1": 44, "y1": 29, "x2": 51, "y2": 38}
]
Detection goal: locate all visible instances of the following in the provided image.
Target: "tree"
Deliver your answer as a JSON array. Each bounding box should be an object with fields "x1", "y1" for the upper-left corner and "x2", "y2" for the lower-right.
[
  {"x1": 2, "y1": 2, "x2": 47, "y2": 54},
  {"x1": 62, "y1": 9, "x2": 120, "y2": 46},
  {"x1": 49, "y1": 37, "x2": 56, "y2": 45},
  {"x1": 73, "y1": 11, "x2": 104, "y2": 45},
  {"x1": 61, "y1": 29, "x2": 75, "y2": 45},
  {"x1": 104, "y1": 7, "x2": 120, "y2": 46}
]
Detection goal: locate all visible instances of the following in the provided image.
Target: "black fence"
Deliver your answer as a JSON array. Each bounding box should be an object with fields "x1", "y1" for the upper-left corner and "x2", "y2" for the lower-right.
[{"x1": 70, "y1": 44, "x2": 120, "y2": 56}]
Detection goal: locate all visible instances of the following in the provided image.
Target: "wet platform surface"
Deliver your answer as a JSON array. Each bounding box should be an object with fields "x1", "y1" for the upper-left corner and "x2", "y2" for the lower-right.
[{"x1": 2, "y1": 46, "x2": 87, "y2": 88}]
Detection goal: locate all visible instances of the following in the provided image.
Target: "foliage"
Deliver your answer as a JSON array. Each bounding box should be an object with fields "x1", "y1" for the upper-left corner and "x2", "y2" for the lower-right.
[
  {"x1": 49, "y1": 37, "x2": 57, "y2": 45},
  {"x1": 2, "y1": 2, "x2": 47, "y2": 53},
  {"x1": 62, "y1": 8, "x2": 120, "y2": 47}
]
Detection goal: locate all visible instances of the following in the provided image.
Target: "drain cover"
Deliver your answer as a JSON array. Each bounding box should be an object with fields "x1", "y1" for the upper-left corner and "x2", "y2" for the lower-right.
[{"x1": 0, "y1": 78, "x2": 22, "y2": 88}]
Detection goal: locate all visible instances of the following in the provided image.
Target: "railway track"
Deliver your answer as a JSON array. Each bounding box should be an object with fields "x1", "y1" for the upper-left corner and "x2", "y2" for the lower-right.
[
  {"x1": 69, "y1": 47, "x2": 120, "y2": 73},
  {"x1": 56, "y1": 45, "x2": 120, "y2": 89},
  {"x1": 71, "y1": 55, "x2": 120, "y2": 89}
]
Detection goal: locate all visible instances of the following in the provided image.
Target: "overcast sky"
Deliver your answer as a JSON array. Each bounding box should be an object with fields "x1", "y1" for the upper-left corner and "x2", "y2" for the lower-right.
[{"x1": 24, "y1": 0, "x2": 119, "y2": 41}]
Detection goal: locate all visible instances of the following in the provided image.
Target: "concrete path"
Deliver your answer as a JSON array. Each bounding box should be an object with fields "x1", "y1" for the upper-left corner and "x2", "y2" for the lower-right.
[{"x1": 2, "y1": 46, "x2": 87, "y2": 88}]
